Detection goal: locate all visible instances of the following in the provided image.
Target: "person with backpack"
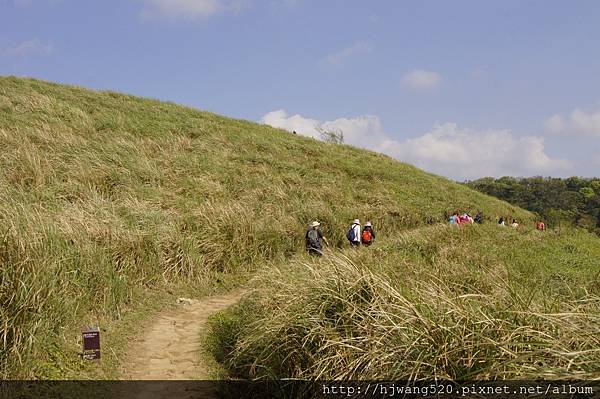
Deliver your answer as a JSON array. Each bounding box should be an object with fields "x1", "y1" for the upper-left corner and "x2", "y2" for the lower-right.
[
  {"x1": 474, "y1": 211, "x2": 483, "y2": 224},
  {"x1": 448, "y1": 213, "x2": 459, "y2": 225},
  {"x1": 460, "y1": 213, "x2": 474, "y2": 224},
  {"x1": 306, "y1": 221, "x2": 327, "y2": 256},
  {"x1": 347, "y1": 219, "x2": 361, "y2": 247},
  {"x1": 361, "y1": 222, "x2": 376, "y2": 246}
]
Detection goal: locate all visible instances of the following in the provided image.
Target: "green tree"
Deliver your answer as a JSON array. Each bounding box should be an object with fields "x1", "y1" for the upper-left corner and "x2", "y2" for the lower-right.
[
  {"x1": 466, "y1": 176, "x2": 600, "y2": 236},
  {"x1": 580, "y1": 187, "x2": 595, "y2": 200}
]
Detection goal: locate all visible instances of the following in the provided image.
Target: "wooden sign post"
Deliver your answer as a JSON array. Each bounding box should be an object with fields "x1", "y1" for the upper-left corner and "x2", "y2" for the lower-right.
[{"x1": 82, "y1": 326, "x2": 101, "y2": 360}]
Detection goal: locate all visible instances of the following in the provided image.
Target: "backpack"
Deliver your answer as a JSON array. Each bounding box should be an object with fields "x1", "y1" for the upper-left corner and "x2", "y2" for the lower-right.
[
  {"x1": 307, "y1": 228, "x2": 320, "y2": 248},
  {"x1": 361, "y1": 229, "x2": 372, "y2": 244},
  {"x1": 346, "y1": 224, "x2": 356, "y2": 242}
]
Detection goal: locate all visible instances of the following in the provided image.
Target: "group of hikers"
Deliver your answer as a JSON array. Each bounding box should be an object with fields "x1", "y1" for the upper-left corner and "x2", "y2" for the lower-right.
[
  {"x1": 449, "y1": 211, "x2": 547, "y2": 231},
  {"x1": 305, "y1": 219, "x2": 376, "y2": 256},
  {"x1": 498, "y1": 217, "x2": 547, "y2": 230},
  {"x1": 306, "y1": 213, "x2": 548, "y2": 256},
  {"x1": 497, "y1": 217, "x2": 520, "y2": 228},
  {"x1": 448, "y1": 211, "x2": 484, "y2": 225}
]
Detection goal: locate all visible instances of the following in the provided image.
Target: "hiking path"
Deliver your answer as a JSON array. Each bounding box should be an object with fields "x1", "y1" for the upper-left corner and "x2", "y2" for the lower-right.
[{"x1": 118, "y1": 289, "x2": 246, "y2": 398}]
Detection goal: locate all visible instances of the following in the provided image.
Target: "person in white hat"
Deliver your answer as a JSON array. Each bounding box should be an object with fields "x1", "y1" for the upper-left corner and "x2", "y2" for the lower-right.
[
  {"x1": 347, "y1": 219, "x2": 361, "y2": 247},
  {"x1": 306, "y1": 221, "x2": 327, "y2": 256}
]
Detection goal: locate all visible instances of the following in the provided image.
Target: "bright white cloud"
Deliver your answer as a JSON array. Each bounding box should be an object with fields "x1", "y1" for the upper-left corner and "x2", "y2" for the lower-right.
[
  {"x1": 401, "y1": 69, "x2": 442, "y2": 90},
  {"x1": 0, "y1": 38, "x2": 53, "y2": 58},
  {"x1": 139, "y1": 0, "x2": 247, "y2": 20},
  {"x1": 260, "y1": 110, "x2": 386, "y2": 148},
  {"x1": 544, "y1": 107, "x2": 600, "y2": 137},
  {"x1": 261, "y1": 111, "x2": 571, "y2": 180},
  {"x1": 261, "y1": 110, "x2": 321, "y2": 138},
  {"x1": 319, "y1": 41, "x2": 372, "y2": 66},
  {"x1": 378, "y1": 123, "x2": 571, "y2": 180}
]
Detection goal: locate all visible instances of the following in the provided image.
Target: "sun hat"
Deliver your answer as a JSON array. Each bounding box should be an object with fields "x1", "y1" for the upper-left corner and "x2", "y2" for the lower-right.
[
  {"x1": 365, "y1": 222, "x2": 371, "y2": 227},
  {"x1": 353, "y1": 219, "x2": 360, "y2": 224},
  {"x1": 311, "y1": 221, "x2": 320, "y2": 227}
]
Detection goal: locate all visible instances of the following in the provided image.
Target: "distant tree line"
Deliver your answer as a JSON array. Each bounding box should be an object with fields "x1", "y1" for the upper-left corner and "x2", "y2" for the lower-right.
[{"x1": 466, "y1": 176, "x2": 600, "y2": 234}]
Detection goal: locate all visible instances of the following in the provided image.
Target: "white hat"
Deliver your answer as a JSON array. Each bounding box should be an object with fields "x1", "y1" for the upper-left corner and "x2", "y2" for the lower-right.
[
  {"x1": 311, "y1": 221, "x2": 320, "y2": 227},
  {"x1": 353, "y1": 219, "x2": 360, "y2": 224},
  {"x1": 365, "y1": 222, "x2": 372, "y2": 227}
]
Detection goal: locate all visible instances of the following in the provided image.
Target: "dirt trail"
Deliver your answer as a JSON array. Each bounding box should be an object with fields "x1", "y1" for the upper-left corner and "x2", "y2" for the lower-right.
[{"x1": 119, "y1": 289, "x2": 245, "y2": 397}]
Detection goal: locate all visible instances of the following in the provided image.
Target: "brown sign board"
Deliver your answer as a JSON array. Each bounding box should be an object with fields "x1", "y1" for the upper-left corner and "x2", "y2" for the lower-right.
[{"x1": 82, "y1": 326, "x2": 101, "y2": 360}]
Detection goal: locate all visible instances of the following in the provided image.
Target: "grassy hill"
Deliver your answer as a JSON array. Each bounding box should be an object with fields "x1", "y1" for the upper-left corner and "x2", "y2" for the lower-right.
[{"x1": 1, "y1": 77, "x2": 597, "y2": 379}]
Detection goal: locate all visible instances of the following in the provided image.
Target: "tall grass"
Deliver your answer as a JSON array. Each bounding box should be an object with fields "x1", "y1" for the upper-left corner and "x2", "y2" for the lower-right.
[
  {"x1": 207, "y1": 225, "x2": 600, "y2": 380},
  {"x1": 0, "y1": 76, "x2": 533, "y2": 378}
]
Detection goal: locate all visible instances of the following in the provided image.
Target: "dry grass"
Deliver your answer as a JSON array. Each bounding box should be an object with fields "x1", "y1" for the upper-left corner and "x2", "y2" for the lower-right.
[
  {"x1": 0, "y1": 76, "x2": 536, "y2": 378},
  {"x1": 208, "y1": 225, "x2": 600, "y2": 380}
]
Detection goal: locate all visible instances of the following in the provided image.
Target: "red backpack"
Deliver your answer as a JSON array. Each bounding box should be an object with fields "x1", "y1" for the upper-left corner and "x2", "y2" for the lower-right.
[{"x1": 361, "y1": 229, "x2": 372, "y2": 245}]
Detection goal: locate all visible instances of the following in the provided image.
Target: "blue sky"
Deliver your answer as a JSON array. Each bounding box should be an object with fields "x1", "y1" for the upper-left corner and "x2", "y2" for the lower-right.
[{"x1": 2, "y1": 0, "x2": 599, "y2": 180}]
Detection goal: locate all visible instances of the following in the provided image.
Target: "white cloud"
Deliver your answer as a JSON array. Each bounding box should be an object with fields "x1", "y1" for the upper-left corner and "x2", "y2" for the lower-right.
[
  {"x1": 261, "y1": 110, "x2": 321, "y2": 138},
  {"x1": 261, "y1": 111, "x2": 571, "y2": 180},
  {"x1": 319, "y1": 41, "x2": 372, "y2": 66},
  {"x1": 260, "y1": 110, "x2": 386, "y2": 148},
  {"x1": 401, "y1": 69, "x2": 442, "y2": 90},
  {"x1": 0, "y1": 38, "x2": 53, "y2": 58},
  {"x1": 544, "y1": 107, "x2": 600, "y2": 137},
  {"x1": 378, "y1": 123, "x2": 571, "y2": 180},
  {"x1": 139, "y1": 0, "x2": 247, "y2": 20}
]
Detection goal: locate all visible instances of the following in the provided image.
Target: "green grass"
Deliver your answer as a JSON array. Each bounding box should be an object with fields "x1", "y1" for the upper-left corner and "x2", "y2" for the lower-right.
[
  {"x1": 208, "y1": 225, "x2": 600, "y2": 380},
  {"x1": 0, "y1": 76, "x2": 549, "y2": 379}
]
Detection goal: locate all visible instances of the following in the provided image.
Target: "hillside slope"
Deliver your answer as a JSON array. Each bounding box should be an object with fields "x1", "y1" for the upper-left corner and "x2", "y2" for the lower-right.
[
  {"x1": 0, "y1": 77, "x2": 534, "y2": 378},
  {"x1": 208, "y1": 225, "x2": 600, "y2": 380}
]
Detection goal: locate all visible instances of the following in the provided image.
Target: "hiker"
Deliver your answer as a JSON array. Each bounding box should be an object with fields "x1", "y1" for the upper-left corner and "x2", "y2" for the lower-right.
[
  {"x1": 347, "y1": 219, "x2": 361, "y2": 247},
  {"x1": 511, "y1": 219, "x2": 519, "y2": 228},
  {"x1": 474, "y1": 211, "x2": 483, "y2": 224},
  {"x1": 461, "y1": 213, "x2": 474, "y2": 224},
  {"x1": 306, "y1": 221, "x2": 327, "y2": 256},
  {"x1": 361, "y1": 221, "x2": 376, "y2": 246},
  {"x1": 449, "y1": 212, "x2": 460, "y2": 225},
  {"x1": 536, "y1": 220, "x2": 546, "y2": 231},
  {"x1": 498, "y1": 217, "x2": 505, "y2": 226}
]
